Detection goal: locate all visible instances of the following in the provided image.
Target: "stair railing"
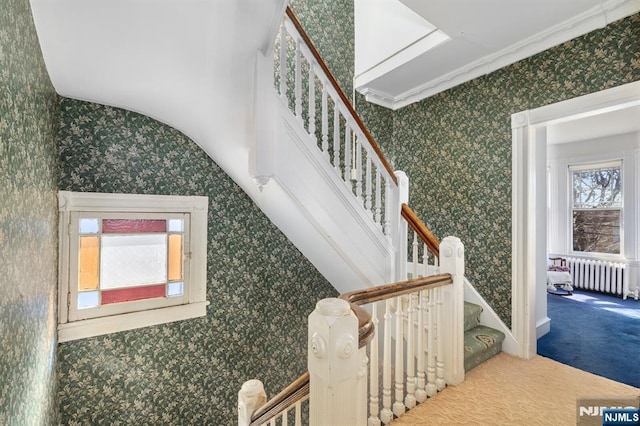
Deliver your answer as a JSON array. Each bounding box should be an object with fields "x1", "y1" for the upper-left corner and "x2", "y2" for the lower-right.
[
  {"x1": 255, "y1": 6, "x2": 399, "y2": 242},
  {"x1": 241, "y1": 6, "x2": 465, "y2": 425},
  {"x1": 239, "y1": 236, "x2": 465, "y2": 426}
]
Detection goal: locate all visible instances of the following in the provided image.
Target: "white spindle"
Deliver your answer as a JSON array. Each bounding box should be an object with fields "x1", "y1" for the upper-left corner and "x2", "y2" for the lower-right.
[
  {"x1": 384, "y1": 179, "x2": 391, "y2": 240},
  {"x1": 422, "y1": 244, "x2": 428, "y2": 277},
  {"x1": 393, "y1": 296, "x2": 405, "y2": 417},
  {"x1": 404, "y1": 294, "x2": 416, "y2": 409},
  {"x1": 295, "y1": 401, "x2": 302, "y2": 426},
  {"x1": 415, "y1": 291, "x2": 427, "y2": 403},
  {"x1": 282, "y1": 409, "x2": 288, "y2": 426},
  {"x1": 344, "y1": 126, "x2": 352, "y2": 184},
  {"x1": 435, "y1": 287, "x2": 445, "y2": 391},
  {"x1": 365, "y1": 156, "x2": 373, "y2": 215},
  {"x1": 355, "y1": 138, "x2": 363, "y2": 202},
  {"x1": 279, "y1": 25, "x2": 287, "y2": 97},
  {"x1": 333, "y1": 106, "x2": 340, "y2": 171},
  {"x1": 426, "y1": 288, "x2": 436, "y2": 397},
  {"x1": 380, "y1": 299, "x2": 393, "y2": 424},
  {"x1": 321, "y1": 85, "x2": 329, "y2": 158},
  {"x1": 308, "y1": 66, "x2": 315, "y2": 138},
  {"x1": 375, "y1": 170, "x2": 382, "y2": 227},
  {"x1": 294, "y1": 39, "x2": 302, "y2": 119},
  {"x1": 412, "y1": 231, "x2": 418, "y2": 279},
  {"x1": 368, "y1": 302, "x2": 381, "y2": 426}
]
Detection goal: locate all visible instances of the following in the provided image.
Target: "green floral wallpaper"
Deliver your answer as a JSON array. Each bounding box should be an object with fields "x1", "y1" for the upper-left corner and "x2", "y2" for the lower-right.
[
  {"x1": 56, "y1": 99, "x2": 337, "y2": 424},
  {"x1": 0, "y1": 0, "x2": 60, "y2": 424},
  {"x1": 287, "y1": 4, "x2": 639, "y2": 327},
  {"x1": 289, "y1": 0, "x2": 354, "y2": 99},
  {"x1": 386, "y1": 14, "x2": 640, "y2": 326}
]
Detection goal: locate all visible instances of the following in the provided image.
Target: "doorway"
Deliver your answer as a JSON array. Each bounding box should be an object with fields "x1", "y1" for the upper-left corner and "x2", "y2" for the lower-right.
[{"x1": 510, "y1": 81, "x2": 640, "y2": 359}]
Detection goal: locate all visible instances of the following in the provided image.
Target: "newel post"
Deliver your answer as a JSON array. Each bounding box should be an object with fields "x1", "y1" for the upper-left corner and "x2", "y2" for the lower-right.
[
  {"x1": 308, "y1": 298, "x2": 363, "y2": 425},
  {"x1": 439, "y1": 236, "x2": 465, "y2": 385},
  {"x1": 238, "y1": 379, "x2": 266, "y2": 426}
]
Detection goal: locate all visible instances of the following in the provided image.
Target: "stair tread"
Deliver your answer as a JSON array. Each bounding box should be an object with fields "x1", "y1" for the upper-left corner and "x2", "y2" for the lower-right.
[
  {"x1": 464, "y1": 302, "x2": 483, "y2": 332},
  {"x1": 464, "y1": 325, "x2": 505, "y2": 371}
]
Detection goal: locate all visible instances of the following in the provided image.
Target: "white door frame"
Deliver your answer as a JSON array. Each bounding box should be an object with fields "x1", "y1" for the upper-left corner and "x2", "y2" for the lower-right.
[{"x1": 510, "y1": 81, "x2": 640, "y2": 359}]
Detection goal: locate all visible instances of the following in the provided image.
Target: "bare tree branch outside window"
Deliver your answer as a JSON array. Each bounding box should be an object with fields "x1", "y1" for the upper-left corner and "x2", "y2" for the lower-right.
[{"x1": 571, "y1": 164, "x2": 622, "y2": 254}]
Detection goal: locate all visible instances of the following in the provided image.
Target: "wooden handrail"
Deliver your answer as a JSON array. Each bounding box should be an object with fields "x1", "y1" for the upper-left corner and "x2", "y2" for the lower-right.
[
  {"x1": 284, "y1": 7, "x2": 397, "y2": 186},
  {"x1": 248, "y1": 273, "x2": 452, "y2": 425},
  {"x1": 401, "y1": 203, "x2": 440, "y2": 258},
  {"x1": 249, "y1": 372, "x2": 309, "y2": 426},
  {"x1": 340, "y1": 274, "x2": 452, "y2": 306}
]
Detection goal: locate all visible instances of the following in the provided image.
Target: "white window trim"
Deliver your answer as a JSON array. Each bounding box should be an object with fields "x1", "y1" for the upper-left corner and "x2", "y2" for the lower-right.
[{"x1": 58, "y1": 191, "x2": 209, "y2": 342}]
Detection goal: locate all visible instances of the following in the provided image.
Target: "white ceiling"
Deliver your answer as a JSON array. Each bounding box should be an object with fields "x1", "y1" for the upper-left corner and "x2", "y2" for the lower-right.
[
  {"x1": 547, "y1": 104, "x2": 640, "y2": 144},
  {"x1": 355, "y1": 0, "x2": 640, "y2": 110}
]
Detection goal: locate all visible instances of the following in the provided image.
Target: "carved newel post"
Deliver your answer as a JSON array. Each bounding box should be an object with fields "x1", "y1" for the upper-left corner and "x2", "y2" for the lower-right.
[
  {"x1": 308, "y1": 298, "x2": 362, "y2": 425},
  {"x1": 238, "y1": 379, "x2": 266, "y2": 426}
]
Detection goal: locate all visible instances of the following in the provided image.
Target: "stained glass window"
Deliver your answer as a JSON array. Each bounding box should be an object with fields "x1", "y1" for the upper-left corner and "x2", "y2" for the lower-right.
[
  {"x1": 58, "y1": 191, "x2": 208, "y2": 342},
  {"x1": 75, "y1": 217, "x2": 186, "y2": 311}
]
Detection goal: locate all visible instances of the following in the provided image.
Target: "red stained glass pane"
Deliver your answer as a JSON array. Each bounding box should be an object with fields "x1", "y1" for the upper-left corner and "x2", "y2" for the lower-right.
[
  {"x1": 101, "y1": 284, "x2": 166, "y2": 305},
  {"x1": 102, "y1": 219, "x2": 166, "y2": 233}
]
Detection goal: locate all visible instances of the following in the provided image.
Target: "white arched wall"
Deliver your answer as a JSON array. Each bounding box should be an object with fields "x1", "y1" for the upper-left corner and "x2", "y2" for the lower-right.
[{"x1": 511, "y1": 81, "x2": 640, "y2": 359}]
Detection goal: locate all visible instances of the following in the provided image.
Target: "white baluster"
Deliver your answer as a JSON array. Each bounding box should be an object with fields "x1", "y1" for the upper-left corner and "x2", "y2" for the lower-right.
[
  {"x1": 295, "y1": 401, "x2": 302, "y2": 426},
  {"x1": 368, "y1": 302, "x2": 381, "y2": 426},
  {"x1": 375, "y1": 170, "x2": 382, "y2": 228},
  {"x1": 308, "y1": 66, "x2": 315, "y2": 139},
  {"x1": 380, "y1": 299, "x2": 393, "y2": 424},
  {"x1": 321, "y1": 86, "x2": 329, "y2": 159},
  {"x1": 333, "y1": 106, "x2": 340, "y2": 172},
  {"x1": 294, "y1": 39, "x2": 302, "y2": 119},
  {"x1": 282, "y1": 408, "x2": 288, "y2": 426},
  {"x1": 344, "y1": 126, "x2": 352, "y2": 184},
  {"x1": 393, "y1": 296, "x2": 405, "y2": 417},
  {"x1": 422, "y1": 243, "x2": 428, "y2": 277},
  {"x1": 279, "y1": 25, "x2": 287, "y2": 98},
  {"x1": 384, "y1": 178, "x2": 391, "y2": 241},
  {"x1": 412, "y1": 231, "x2": 418, "y2": 279},
  {"x1": 435, "y1": 287, "x2": 446, "y2": 391},
  {"x1": 404, "y1": 294, "x2": 416, "y2": 409},
  {"x1": 355, "y1": 138, "x2": 363, "y2": 202},
  {"x1": 426, "y1": 288, "x2": 436, "y2": 397},
  {"x1": 415, "y1": 290, "x2": 427, "y2": 403},
  {"x1": 365, "y1": 156, "x2": 373, "y2": 215}
]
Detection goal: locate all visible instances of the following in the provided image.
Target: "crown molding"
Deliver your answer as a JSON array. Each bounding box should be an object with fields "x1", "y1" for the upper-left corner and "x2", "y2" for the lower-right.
[{"x1": 358, "y1": 0, "x2": 640, "y2": 110}]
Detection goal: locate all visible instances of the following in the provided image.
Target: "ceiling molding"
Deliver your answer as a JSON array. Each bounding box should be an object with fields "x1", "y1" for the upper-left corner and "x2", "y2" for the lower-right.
[{"x1": 358, "y1": 0, "x2": 640, "y2": 110}]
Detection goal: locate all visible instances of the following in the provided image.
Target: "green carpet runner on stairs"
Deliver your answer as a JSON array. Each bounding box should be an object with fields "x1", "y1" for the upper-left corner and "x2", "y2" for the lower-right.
[{"x1": 464, "y1": 302, "x2": 505, "y2": 371}]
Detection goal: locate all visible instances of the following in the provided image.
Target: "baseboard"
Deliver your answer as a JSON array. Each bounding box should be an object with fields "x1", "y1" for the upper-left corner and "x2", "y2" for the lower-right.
[{"x1": 536, "y1": 316, "x2": 551, "y2": 338}]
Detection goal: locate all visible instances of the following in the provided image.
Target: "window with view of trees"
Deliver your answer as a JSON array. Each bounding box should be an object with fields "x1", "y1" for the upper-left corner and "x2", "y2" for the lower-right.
[{"x1": 570, "y1": 162, "x2": 622, "y2": 254}]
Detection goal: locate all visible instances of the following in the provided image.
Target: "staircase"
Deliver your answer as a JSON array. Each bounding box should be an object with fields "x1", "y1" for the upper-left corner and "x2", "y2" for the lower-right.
[
  {"x1": 30, "y1": 2, "x2": 512, "y2": 422},
  {"x1": 464, "y1": 302, "x2": 505, "y2": 371}
]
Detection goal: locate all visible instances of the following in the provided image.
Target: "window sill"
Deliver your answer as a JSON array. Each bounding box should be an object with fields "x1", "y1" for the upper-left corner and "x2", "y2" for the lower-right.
[{"x1": 58, "y1": 301, "x2": 209, "y2": 343}]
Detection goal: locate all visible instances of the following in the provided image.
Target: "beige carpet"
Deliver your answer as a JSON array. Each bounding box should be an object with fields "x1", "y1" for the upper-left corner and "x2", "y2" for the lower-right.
[{"x1": 391, "y1": 353, "x2": 639, "y2": 425}]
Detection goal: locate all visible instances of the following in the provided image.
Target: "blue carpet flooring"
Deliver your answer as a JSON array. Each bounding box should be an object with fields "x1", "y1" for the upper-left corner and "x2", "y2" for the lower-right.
[{"x1": 537, "y1": 290, "x2": 640, "y2": 388}]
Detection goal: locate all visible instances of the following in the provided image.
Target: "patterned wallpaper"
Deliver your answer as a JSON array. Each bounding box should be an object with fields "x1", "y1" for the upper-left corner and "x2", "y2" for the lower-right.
[
  {"x1": 290, "y1": 4, "x2": 639, "y2": 326},
  {"x1": 56, "y1": 99, "x2": 337, "y2": 424},
  {"x1": 0, "y1": 0, "x2": 60, "y2": 424},
  {"x1": 387, "y1": 14, "x2": 640, "y2": 326},
  {"x1": 289, "y1": 0, "x2": 354, "y2": 100}
]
